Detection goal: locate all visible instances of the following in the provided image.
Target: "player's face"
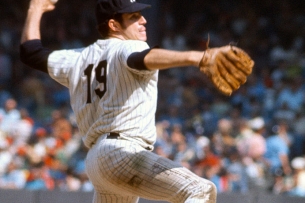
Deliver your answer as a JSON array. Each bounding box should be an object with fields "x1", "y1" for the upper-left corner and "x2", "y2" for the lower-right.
[{"x1": 120, "y1": 12, "x2": 147, "y2": 41}]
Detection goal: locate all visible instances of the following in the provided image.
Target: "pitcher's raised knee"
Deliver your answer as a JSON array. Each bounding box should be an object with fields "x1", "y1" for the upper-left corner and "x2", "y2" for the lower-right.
[{"x1": 184, "y1": 179, "x2": 217, "y2": 203}]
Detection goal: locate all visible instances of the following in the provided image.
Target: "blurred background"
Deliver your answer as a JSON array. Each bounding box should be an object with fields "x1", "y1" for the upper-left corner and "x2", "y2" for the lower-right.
[{"x1": 0, "y1": 0, "x2": 305, "y2": 201}]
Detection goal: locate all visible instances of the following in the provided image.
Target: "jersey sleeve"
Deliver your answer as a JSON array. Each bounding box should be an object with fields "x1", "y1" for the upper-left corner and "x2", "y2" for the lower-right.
[{"x1": 47, "y1": 48, "x2": 83, "y2": 87}]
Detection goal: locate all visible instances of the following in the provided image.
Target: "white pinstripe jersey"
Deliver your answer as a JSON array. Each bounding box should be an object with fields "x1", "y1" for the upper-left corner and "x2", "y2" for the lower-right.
[{"x1": 47, "y1": 38, "x2": 158, "y2": 149}]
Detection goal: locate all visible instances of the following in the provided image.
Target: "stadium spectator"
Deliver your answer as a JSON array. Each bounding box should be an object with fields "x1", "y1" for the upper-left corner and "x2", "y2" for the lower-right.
[
  {"x1": 224, "y1": 147, "x2": 249, "y2": 193},
  {"x1": 0, "y1": 98, "x2": 21, "y2": 136},
  {"x1": 264, "y1": 121, "x2": 293, "y2": 193},
  {"x1": 288, "y1": 157, "x2": 305, "y2": 197},
  {"x1": 244, "y1": 117, "x2": 268, "y2": 190},
  {"x1": 0, "y1": 159, "x2": 27, "y2": 189}
]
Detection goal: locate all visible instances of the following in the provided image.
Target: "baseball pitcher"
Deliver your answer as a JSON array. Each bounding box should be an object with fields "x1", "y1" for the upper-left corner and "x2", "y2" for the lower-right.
[{"x1": 20, "y1": 0, "x2": 254, "y2": 202}]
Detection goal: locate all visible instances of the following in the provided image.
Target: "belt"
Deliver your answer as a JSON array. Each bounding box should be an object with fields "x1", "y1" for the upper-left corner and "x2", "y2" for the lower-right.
[
  {"x1": 107, "y1": 132, "x2": 120, "y2": 139},
  {"x1": 106, "y1": 132, "x2": 152, "y2": 151}
]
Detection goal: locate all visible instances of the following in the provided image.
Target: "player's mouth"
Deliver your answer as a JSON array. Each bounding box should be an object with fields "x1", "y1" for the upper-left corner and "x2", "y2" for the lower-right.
[{"x1": 139, "y1": 27, "x2": 146, "y2": 33}]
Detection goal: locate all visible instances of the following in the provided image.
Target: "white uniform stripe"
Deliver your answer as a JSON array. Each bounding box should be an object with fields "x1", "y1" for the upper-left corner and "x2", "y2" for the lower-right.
[{"x1": 126, "y1": 74, "x2": 139, "y2": 131}]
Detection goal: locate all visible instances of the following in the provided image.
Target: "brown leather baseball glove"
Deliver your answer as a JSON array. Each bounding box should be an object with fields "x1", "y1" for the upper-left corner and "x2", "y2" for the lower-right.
[{"x1": 199, "y1": 45, "x2": 254, "y2": 96}]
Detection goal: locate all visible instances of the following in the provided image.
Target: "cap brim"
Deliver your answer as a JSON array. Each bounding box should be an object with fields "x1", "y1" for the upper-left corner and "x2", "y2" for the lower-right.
[{"x1": 118, "y1": 3, "x2": 151, "y2": 13}]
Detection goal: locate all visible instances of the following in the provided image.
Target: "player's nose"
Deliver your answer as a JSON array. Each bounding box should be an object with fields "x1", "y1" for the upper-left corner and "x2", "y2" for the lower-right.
[{"x1": 139, "y1": 16, "x2": 147, "y2": 25}]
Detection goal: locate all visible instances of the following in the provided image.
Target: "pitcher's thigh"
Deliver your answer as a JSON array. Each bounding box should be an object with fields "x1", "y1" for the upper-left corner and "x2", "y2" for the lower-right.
[
  {"x1": 86, "y1": 140, "x2": 216, "y2": 203},
  {"x1": 119, "y1": 150, "x2": 217, "y2": 203}
]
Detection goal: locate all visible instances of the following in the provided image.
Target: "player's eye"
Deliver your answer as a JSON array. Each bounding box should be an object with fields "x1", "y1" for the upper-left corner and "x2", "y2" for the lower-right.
[{"x1": 129, "y1": 12, "x2": 142, "y2": 21}]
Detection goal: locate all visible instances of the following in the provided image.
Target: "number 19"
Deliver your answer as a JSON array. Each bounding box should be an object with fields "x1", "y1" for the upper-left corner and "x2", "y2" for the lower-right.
[{"x1": 84, "y1": 60, "x2": 107, "y2": 104}]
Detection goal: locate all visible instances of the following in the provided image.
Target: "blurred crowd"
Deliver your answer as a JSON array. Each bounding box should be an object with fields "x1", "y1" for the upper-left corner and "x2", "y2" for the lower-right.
[{"x1": 0, "y1": 0, "x2": 305, "y2": 197}]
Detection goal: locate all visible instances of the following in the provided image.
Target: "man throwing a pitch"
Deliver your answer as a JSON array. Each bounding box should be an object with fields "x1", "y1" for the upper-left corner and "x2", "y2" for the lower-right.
[{"x1": 20, "y1": 0, "x2": 254, "y2": 202}]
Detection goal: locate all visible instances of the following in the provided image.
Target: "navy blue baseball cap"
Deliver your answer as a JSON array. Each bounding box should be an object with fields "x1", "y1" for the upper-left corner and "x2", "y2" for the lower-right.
[{"x1": 96, "y1": 0, "x2": 151, "y2": 25}]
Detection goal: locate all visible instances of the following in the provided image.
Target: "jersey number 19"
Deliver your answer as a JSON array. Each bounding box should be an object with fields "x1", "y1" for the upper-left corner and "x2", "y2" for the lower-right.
[{"x1": 84, "y1": 60, "x2": 107, "y2": 104}]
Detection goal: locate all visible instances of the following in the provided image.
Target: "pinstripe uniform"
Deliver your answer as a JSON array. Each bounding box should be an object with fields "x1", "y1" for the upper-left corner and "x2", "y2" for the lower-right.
[
  {"x1": 48, "y1": 39, "x2": 157, "y2": 150},
  {"x1": 20, "y1": 0, "x2": 217, "y2": 202},
  {"x1": 46, "y1": 38, "x2": 217, "y2": 203}
]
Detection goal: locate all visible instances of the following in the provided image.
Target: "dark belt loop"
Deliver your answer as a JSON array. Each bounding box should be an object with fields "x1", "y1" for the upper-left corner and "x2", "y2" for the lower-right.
[{"x1": 107, "y1": 132, "x2": 120, "y2": 139}]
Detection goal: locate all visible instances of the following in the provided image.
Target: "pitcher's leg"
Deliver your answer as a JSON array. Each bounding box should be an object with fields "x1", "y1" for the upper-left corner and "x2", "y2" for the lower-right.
[
  {"x1": 139, "y1": 158, "x2": 217, "y2": 203},
  {"x1": 86, "y1": 138, "x2": 216, "y2": 203}
]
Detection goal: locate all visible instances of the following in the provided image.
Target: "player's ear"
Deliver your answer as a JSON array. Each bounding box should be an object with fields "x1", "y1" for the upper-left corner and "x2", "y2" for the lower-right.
[{"x1": 108, "y1": 19, "x2": 121, "y2": 32}]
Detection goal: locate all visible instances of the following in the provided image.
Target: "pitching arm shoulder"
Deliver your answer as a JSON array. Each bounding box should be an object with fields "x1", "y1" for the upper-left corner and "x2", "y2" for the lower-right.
[
  {"x1": 20, "y1": 39, "x2": 52, "y2": 73},
  {"x1": 20, "y1": 0, "x2": 57, "y2": 73}
]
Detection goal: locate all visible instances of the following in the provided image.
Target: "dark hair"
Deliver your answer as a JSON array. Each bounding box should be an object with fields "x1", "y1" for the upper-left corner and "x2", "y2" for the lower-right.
[{"x1": 97, "y1": 13, "x2": 124, "y2": 39}]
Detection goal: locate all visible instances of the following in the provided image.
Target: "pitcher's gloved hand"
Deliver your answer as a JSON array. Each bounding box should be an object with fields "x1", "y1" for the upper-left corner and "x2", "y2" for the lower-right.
[{"x1": 199, "y1": 45, "x2": 254, "y2": 96}]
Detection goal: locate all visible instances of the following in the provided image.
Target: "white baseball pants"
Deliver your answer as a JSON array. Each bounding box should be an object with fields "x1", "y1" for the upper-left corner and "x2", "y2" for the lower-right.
[{"x1": 85, "y1": 136, "x2": 217, "y2": 203}]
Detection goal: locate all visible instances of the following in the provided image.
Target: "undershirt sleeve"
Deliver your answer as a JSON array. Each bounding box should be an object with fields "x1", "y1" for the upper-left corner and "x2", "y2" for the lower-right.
[
  {"x1": 127, "y1": 48, "x2": 152, "y2": 70},
  {"x1": 20, "y1": 39, "x2": 52, "y2": 73}
]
